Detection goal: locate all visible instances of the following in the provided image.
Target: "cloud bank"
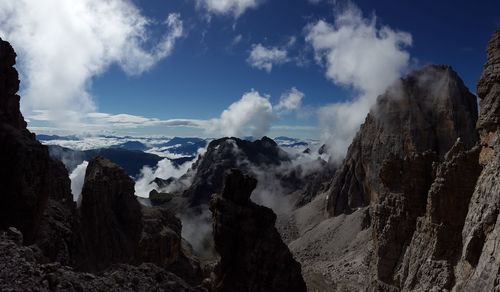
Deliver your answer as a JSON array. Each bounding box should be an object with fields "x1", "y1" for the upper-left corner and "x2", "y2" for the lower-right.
[
  {"x1": 0, "y1": 0, "x2": 183, "y2": 124},
  {"x1": 305, "y1": 2, "x2": 412, "y2": 160},
  {"x1": 30, "y1": 88, "x2": 308, "y2": 139}
]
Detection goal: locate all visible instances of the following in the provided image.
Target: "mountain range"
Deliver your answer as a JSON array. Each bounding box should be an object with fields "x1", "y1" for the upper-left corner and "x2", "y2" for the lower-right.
[{"x1": 0, "y1": 30, "x2": 499, "y2": 292}]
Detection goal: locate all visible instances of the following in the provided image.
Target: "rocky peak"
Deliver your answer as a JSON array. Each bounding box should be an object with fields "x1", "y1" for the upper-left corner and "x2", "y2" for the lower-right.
[
  {"x1": 210, "y1": 169, "x2": 307, "y2": 292},
  {"x1": 76, "y1": 156, "x2": 143, "y2": 271},
  {"x1": 0, "y1": 38, "x2": 203, "y2": 290},
  {"x1": 326, "y1": 64, "x2": 478, "y2": 217},
  {"x1": 0, "y1": 38, "x2": 25, "y2": 130},
  {"x1": 0, "y1": 38, "x2": 72, "y2": 249},
  {"x1": 321, "y1": 63, "x2": 480, "y2": 288},
  {"x1": 477, "y1": 30, "x2": 500, "y2": 164},
  {"x1": 450, "y1": 29, "x2": 500, "y2": 291},
  {"x1": 220, "y1": 168, "x2": 257, "y2": 205},
  {"x1": 183, "y1": 136, "x2": 289, "y2": 206},
  {"x1": 477, "y1": 30, "x2": 500, "y2": 122}
]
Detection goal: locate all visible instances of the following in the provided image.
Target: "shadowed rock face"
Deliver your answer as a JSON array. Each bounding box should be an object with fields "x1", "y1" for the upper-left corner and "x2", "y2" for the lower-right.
[
  {"x1": 0, "y1": 230, "x2": 202, "y2": 292},
  {"x1": 75, "y1": 156, "x2": 143, "y2": 271},
  {"x1": 74, "y1": 156, "x2": 203, "y2": 284},
  {"x1": 184, "y1": 136, "x2": 289, "y2": 207},
  {"x1": 399, "y1": 29, "x2": 500, "y2": 292},
  {"x1": 0, "y1": 37, "x2": 202, "y2": 289},
  {"x1": 210, "y1": 169, "x2": 307, "y2": 292},
  {"x1": 452, "y1": 29, "x2": 500, "y2": 291},
  {"x1": 0, "y1": 37, "x2": 73, "y2": 256},
  {"x1": 326, "y1": 65, "x2": 478, "y2": 217},
  {"x1": 477, "y1": 30, "x2": 500, "y2": 133},
  {"x1": 395, "y1": 141, "x2": 482, "y2": 291},
  {"x1": 321, "y1": 64, "x2": 479, "y2": 287},
  {"x1": 0, "y1": 38, "x2": 25, "y2": 130}
]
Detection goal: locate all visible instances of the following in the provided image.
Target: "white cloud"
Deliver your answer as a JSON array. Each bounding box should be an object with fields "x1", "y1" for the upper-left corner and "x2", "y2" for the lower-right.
[
  {"x1": 305, "y1": 2, "x2": 412, "y2": 160},
  {"x1": 69, "y1": 160, "x2": 89, "y2": 203},
  {"x1": 247, "y1": 44, "x2": 289, "y2": 72},
  {"x1": 208, "y1": 90, "x2": 274, "y2": 138},
  {"x1": 29, "y1": 89, "x2": 312, "y2": 139},
  {"x1": 196, "y1": 0, "x2": 262, "y2": 18},
  {"x1": 0, "y1": 0, "x2": 183, "y2": 125},
  {"x1": 232, "y1": 34, "x2": 243, "y2": 46},
  {"x1": 276, "y1": 87, "x2": 305, "y2": 113},
  {"x1": 135, "y1": 158, "x2": 196, "y2": 198}
]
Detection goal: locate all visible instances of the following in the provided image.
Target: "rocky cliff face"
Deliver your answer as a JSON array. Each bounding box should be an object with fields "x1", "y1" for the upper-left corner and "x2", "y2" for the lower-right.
[
  {"x1": 0, "y1": 38, "x2": 204, "y2": 290},
  {"x1": 326, "y1": 65, "x2": 478, "y2": 217},
  {"x1": 321, "y1": 64, "x2": 480, "y2": 288},
  {"x1": 0, "y1": 38, "x2": 75, "y2": 264},
  {"x1": 0, "y1": 38, "x2": 25, "y2": 130},
  {"x1": 394, "y1": 141, "x2": 482, "y2": 290},
  {"x1": 75, "y1": 156, "x2": 143, "y2": 271},
  {"x1": 389, "y1": 29, "x2": 500, "y2": 292},
  {"x1": 452, "y1": 29, "x2": 500, "y2": 291},
  {"x1": 181, "y1": 137, "x2": 290, "y2": 207},
  {"x1": 210, "y1": 169, "x2": 307, "y2": 292},
  {"x1": 74, "y1": 156, "x2": 203, "y2": 284},
  {"x1": 303, "y1": 31, "x2": 500, "y2": 291}
]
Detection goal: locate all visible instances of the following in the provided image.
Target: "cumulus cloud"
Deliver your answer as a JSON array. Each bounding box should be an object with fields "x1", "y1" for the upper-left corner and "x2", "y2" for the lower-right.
[
  {"x1": 196, "y1": 0, "x2": 262, "y2": 18},
  {"x1": 247, "y1": 44, "x2": 289, "y2": 72},
  {"x1": 208, "y1": 90, "x2": 274, "y2": 138},
  {"x1": 0, "y1": 0, "x2": 183, "y2": 124},
  {"x1": 69, "y1": 160, "x2": 89, "y2": 203},
  {"x1": 305, "y1": 2, "x2": 412, "y2": 160},
  {"x1": 30, "y1": 88, "x2": 309, "y2": 139},
  {"x1": 275, "y1": 87, "x2": 305, "y2": 113}
]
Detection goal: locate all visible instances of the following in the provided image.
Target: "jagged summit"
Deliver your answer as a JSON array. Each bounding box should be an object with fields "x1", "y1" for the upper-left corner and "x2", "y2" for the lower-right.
[
  {"x1": 0, "y1": 39, "x2": 206, "y2": 290},
  {"x1": 0, "y1": 37, "x2": 72, "y2": 247},
  {"x1": 182, "y1": 136, "x2": 290, "y2": 206},
  {"x1": 0, "y1": 38, "x2": 25, "y2": 130},
  {"x1": 210, "y1": 169, "x2": 307, "y2": 292},
  {"x1": 77, "y1": 156, "x2": 143, "y2": 271},
  {"x1": 326, "y1": 63, "x2": 478, "y2": 217},
  {"x1": 477, "y1": 30, "x2": 500, "y2": 129}
]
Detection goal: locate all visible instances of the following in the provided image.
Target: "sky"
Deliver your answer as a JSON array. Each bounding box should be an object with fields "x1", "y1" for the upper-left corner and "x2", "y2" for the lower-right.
[{"x1": 0, "y1": 0, "x2": 498, "y2": 143}]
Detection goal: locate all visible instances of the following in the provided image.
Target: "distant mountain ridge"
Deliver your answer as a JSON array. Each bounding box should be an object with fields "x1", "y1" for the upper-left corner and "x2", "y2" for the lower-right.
[{"x1": 47, "y1": 145, "x2": 190, "y2": 178}]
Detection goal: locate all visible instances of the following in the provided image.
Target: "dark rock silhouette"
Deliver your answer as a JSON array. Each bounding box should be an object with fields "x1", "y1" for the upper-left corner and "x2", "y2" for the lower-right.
[
  {"x1": 0, "y1": 38, "x2": 25, "y2": 130},
  {"x1": 184, "y1": 136, "x2": 289, "y2": 206},
  {"x1": 210, "y1": 169, "x2": 307, "y2": 292},
  {"x1": 0, "y1": 38, "x2": 204, "y2": 290},
  {"x1": 0, "y1": 230, "x2": 204, "y2": 292},
  {"x1": 75, "y1": 156, "x2": 143, "y2": 271},
  {"x1": 0, "y1": 38, "x2": 75, "y2": 263},
  {"x1": 73, "y1": 156, "x2": 203, "y2": 283}
]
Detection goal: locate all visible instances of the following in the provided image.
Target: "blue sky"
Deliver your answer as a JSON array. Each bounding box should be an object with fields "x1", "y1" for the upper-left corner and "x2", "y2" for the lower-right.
[{"x1": 1, "y1": 0, "x2": 499, "y2": 140}]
